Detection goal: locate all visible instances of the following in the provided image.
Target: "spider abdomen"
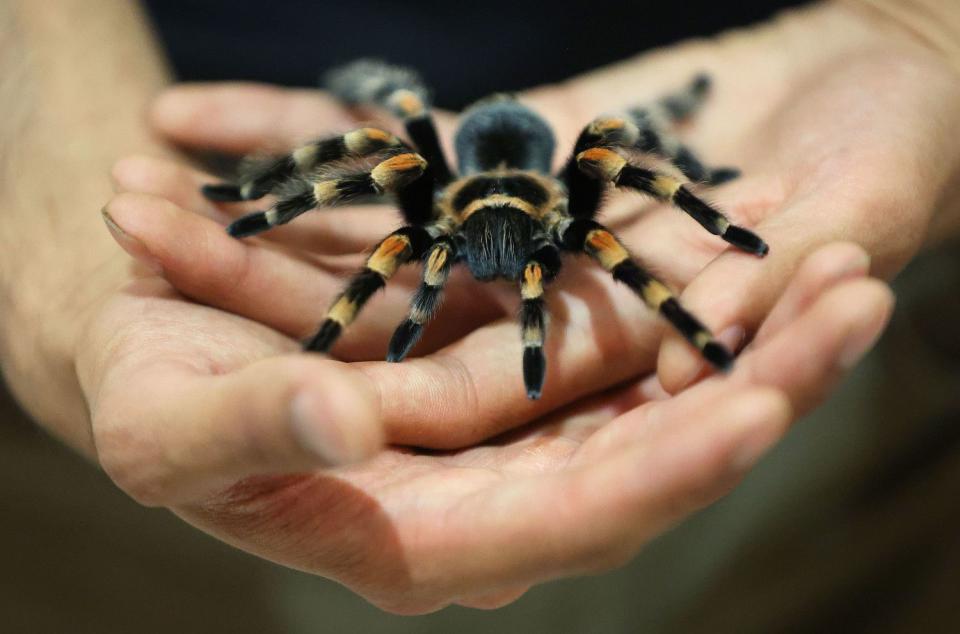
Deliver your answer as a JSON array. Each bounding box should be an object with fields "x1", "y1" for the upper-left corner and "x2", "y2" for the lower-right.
[
  {"x1": 459, "y1": 206, "x2": 540, "y2": 281},
  {"x1": 454, "y1": 97, "x2": 555, "y2": 174}
]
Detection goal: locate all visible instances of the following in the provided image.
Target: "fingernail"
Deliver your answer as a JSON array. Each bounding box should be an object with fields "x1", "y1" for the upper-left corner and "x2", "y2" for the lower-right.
[
  {"x1": 289, "y1": 389, "x2": 355, "y2": 466},
  {"x1": 102, "y1": 207, "x2": 163, "y2": 274},
  {"x1": 717, "y1": 324, "x2": 746, "y2": 352},
  {"x1": 840, "y1": 250, "x2": 871, "y2": 276},
  {"x1": 839, "y1": 299, "x2": 892, "y2": 369}
]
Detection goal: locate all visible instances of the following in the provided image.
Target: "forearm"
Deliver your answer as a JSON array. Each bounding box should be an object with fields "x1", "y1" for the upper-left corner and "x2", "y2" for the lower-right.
[
  {"x1": 0, "y1": 0, "x2": 170, "y2": 452},
  {"x1": 845, "y1": 0, "x2": 960, "y2": 241},
  {"x1": 848, "y1": 0, "x2": 960, "y2": 69}
]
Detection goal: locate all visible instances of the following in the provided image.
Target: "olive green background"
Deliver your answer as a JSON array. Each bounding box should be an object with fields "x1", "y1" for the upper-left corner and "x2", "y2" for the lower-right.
[{"x1": 3, "y1": 245, "x2": 959, "y2": 633}]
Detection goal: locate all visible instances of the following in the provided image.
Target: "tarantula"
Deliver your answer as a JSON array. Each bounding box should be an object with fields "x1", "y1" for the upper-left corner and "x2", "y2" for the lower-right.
[{"x1": 202, "y1": 60, "x2": 768, "y2": 399}]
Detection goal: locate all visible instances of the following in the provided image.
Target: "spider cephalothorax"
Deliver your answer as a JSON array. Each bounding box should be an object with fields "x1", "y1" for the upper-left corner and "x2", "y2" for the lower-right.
[{"x1": 202, "y1": 60, "x2": 768, "y2": 399}]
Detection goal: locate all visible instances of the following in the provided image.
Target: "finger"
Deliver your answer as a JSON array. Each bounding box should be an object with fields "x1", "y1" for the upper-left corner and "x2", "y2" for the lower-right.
[
  {"x1": 737, "y1": 277, "x2": 893, "y2": 416},
  {"x1": 752, "y1": 241, "x2": 870, "y2": 344},
  {"x1": 454, "y1": 586, "x2": 530, "y2": 610},
  {"x1": 655, "y1": 200, "x2": 852, "y2": 393},
  {"x1": 580, "y1": 275, "x2": 894, "y2": 461},
  {"x1": 102, "y1": 192, "x2": 502, "y2": 360},
  {"x1": 150, "y1": 82, "x2": 361, "y2": 154},
  {"x1": 112, "y1": 153, "x2": 240, "y2": 222},
  {"x1": 418, "y1": 387, "x2": 791, "y2": 597},
  {"x1": 103, "y1": 192, "x2": 341, "y2": 336},
  {"x1": 453, "y1": 275, "x2": 892, "y2": 592},
  {"x1": 90, "y1": 352, "x2": 383, "y2": 506},
  {"x1": 111, "y1": 154, "x2": 398, "y2": 254},
  {"x1": 457, "y1": 276, "x2": 892, "y2": 591}
]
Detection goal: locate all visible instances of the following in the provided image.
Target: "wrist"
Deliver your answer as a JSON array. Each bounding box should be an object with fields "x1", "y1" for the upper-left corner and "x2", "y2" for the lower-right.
[
  {"x1": 0, "y1": 240, "x2": 129, "y2": 458},
  {"x1": 841, "y1": 0, "x2": 960, "y2": 72}
]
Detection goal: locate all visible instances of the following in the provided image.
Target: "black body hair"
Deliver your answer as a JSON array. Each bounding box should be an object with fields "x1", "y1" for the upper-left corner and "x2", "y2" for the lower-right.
[
  {"x1": 459, "y1": 206, "x2": 540, "y2": 281},
  {"x1": 451, "y1": 174, "x2": 549, "y2": 211}
]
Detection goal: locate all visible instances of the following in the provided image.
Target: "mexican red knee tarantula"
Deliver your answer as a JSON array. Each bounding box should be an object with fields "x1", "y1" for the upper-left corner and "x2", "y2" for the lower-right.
[{"x1": 202, "y1": 59, "x2": 768, "y2": 399}]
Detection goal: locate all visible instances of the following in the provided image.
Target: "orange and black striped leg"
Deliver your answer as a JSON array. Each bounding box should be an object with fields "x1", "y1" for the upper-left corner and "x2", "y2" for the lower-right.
[
  {"x1": 633, "y1": 118, "x2": 740, "y2": 186},
  {"x1": 201, "y1": 127, "x2": 405, "y2": 203},
  {"x1": 226, "y1": 152, "x2": 428, "y2": 238},
  {"x1": 325, "y1": 60, "x2": 453, "y2": 185},
  {"x1": 559, "y1": 118, "x2": 616, "y2": 218},
  {"x1": 518, "y1": 246, "x2": 561, "y2": 399},
  {"x1": 642, "y1": 74, "x2": 741, "y2": 185},
  {"x1": 514, "y1": 243, "x2": 561, "y2": 399},
  {"x1": 560, "y1": 219, "x2": 734, "y2": 370},
  {"x1": 404, "y1": 114, "x2": 453, "y2": 186},
  {"x1": 305, "y1": 226, "x2": 433, "y2": 352},
  {"x1": 576, "y1": 148, "x2": 768, "y2": 256},
  {"x1": 653, "y1": 72, "x2": 712, "y2": 123},
  {"x1": 386, "y1": 237, "x2": 458, "y2": 362},
  {"x1": 578, "y1": 110, "x2": 739, "y2": 186},
  {"x1": 304, "y1": 61, "x2": 443, "y2": 225}
]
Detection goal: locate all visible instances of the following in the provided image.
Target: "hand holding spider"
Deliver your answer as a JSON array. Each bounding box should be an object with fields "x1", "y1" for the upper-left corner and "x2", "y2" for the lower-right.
[
  {"x1": 89, "y1": 0, "x2": 955, "y2": 612},
  {"x1": 88, "y1": 195, "x2": 892, "y2": 611}
]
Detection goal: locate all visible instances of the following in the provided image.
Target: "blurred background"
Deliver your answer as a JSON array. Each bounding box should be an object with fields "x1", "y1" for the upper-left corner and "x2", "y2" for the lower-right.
[{"x1": 3, "y1": 1, "x2": 959, "y2": 631}]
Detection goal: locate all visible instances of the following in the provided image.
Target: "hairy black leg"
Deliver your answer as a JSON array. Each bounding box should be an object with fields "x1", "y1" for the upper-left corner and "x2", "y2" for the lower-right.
[
  {"x1": 557, "y1": 94, "x2": 725, "y2": 219},
  {"x1": 404, "y1": 115, "x2": 453, "y2": 185},
  {"x1": 576, "y1": 147, "x2": 768, "y2": 256},
  {"x1": 631, "y1": 112, "x2": 740, "y2": 185},
  {"x1": 226, "y1": 152, "x2": 428, "y2": 238},
  {"x1": 559, "y1": 219, "x2": 733, "y2": 370},
  {"x1": 517, "y1": 240, "x2": 562, "y2": 399},
  {"x1": 325, "y1": 59, "x2": 453, "y2": 185},
  {"x1": 558, "y1": 125, "x2": 608, "y2": 219},
  {"x1": 386, "y1": 236, "x2": 459, "y2": 362},
  {"x1": 652, "y1": 72, "x2": 712, "y2": 124},
  {"x1": 305, "y1": 226, "x2": 433, "y2": 352},
  {"x1": 564, "y1": 74, "x2": 738, "y2": 187},
  {"x1": 634, "y1": 73, "x2": 741, "y2": 185},
  {"x1": 201, "y1": 127, "x2": 406, "y2": 203}
]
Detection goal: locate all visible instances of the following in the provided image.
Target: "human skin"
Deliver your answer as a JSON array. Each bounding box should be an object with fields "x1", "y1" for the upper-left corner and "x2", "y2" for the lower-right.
[{"x1": 0, "y1": 0, "x2": 950, "y2": 614}]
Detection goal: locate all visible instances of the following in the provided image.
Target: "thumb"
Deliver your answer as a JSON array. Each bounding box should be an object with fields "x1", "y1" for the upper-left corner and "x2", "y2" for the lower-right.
[{"x1": 91, "y1": 354, "x2": 383, "y2": 506}]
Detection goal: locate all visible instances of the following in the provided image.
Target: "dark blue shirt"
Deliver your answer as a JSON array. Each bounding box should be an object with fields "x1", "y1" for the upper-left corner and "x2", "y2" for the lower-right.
[{"x1": 144, "y1": 0, "x2": 807, "y2": 109}]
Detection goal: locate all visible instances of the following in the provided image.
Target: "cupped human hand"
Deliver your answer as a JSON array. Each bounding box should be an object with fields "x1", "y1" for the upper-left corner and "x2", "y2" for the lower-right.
[
  {"x1": 87, "y1": 193, "x2": 894, "y2": 612},
  {"x1": 85, "y1": 1, "x2": 928, "y2": 610}
]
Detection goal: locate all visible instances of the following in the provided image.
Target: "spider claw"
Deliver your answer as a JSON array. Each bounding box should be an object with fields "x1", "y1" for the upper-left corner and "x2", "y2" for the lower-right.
[
  {"x1": 722, "y1": 225, "x2": 769, "y2": 257},
  {"x1": 702, "y1": 341, "x2": 734, "y2": 372},
  {"x1": 707, "y1": 167, "x2": 741, "y2": 186},
  {"x1": 523, "y1": 347, "x2": 545, "y2": 400},
  {"x1": 202, "y1": 183, "x2": 245, "y2": 202},
  {"x1": 387, "y1": 319, "x2": 423, "y2": 362},
  {"x1": 226, "y1": 212, "x2": 272, "y2": 238}
]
